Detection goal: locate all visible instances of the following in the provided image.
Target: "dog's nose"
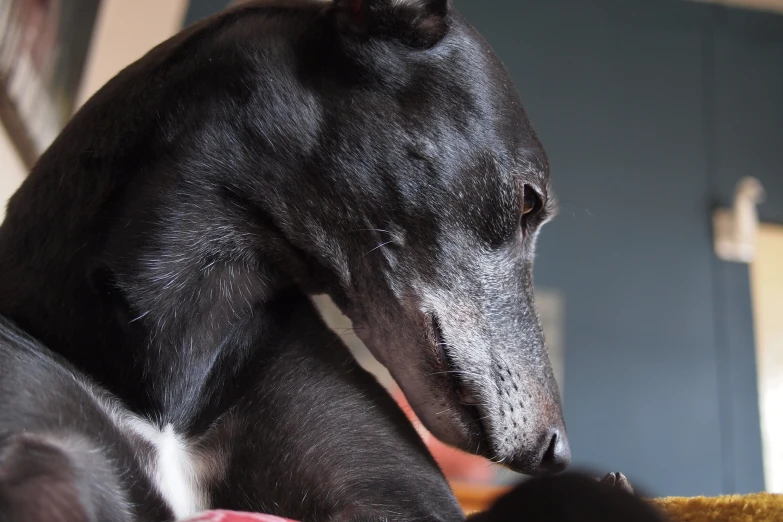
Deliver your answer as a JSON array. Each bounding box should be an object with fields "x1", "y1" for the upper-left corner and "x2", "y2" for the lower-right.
[{"x1": 536, "y1": 429, "x2": 571, "y2": 474}]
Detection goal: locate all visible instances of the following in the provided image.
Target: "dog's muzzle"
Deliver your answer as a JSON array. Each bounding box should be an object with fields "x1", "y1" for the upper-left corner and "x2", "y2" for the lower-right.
[{"x1": 429, "y1": 314, "x2": 571, "y2": 475}]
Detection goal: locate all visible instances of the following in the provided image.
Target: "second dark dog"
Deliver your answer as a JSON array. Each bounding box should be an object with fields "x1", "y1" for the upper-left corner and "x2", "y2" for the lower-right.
[{"x1": 472, "y1": 473, "x2": 668, "y2": 522}]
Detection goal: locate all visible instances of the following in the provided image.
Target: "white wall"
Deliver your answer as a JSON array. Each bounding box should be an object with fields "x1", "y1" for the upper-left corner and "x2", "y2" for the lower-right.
[
  {"x1": 0, "y1": 0, "x2": 188, "y2": 222},
  {"x1": 76, "y1": 0, "x2": 189, "y2": 105},
  {"x1": 751, "y1": 224, "x2": 783, "y2": 493}
]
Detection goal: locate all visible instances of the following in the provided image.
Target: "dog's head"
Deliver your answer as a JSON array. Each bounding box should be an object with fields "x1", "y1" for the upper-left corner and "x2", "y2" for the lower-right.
[{"x1": 239, "y1": 0, "x2": 568, "y2": 474}]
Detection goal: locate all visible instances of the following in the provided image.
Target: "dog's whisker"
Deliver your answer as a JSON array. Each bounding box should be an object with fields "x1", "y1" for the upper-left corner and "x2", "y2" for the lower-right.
[
  {"x1": 130, "y1": 311, "x2": 151, "y2": 323},
  {"x1": 486, "y1": 454, "x2": 506, "y2": 465},
  {"x1": 553, "y1": 198, "x2": 594, "y2": 217},
  {"x1": 427, "y1": 370, "x2": 483, "y2": 378},
  {"x1": 363, "y1": 240, "x2": 395, "y2": 257},
  {"x1": 350, "y1": 228, "x2": 395, "y2": 236}
]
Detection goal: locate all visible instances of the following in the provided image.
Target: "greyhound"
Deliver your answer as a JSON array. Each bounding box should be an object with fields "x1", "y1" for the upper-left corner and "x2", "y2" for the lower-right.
[{"x1": 0, "y1": 0, "x2": 636, "y2": 520}]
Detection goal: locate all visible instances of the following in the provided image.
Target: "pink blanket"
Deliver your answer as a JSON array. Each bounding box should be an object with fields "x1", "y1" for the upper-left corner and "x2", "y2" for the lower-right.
[{"x1": 181, "y1": 511, "x2": 298, "y2": 522}]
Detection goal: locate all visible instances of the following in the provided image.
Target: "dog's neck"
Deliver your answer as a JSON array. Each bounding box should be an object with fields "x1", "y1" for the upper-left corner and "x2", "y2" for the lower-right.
[
  {"x1": 0, "y1": 129, "x2": 346, "y2": 430},
  {"x1": 0, "y1": 182, "x2": 319, "y2": 425}
]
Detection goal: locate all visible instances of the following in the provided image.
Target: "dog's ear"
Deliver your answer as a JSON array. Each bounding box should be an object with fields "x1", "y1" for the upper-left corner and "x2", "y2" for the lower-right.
[{"x1": 334, "y1": 0, "x2": 450, "y2": 49}]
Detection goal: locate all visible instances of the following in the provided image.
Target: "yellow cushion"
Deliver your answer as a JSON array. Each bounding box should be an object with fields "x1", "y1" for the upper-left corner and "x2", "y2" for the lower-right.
[
  {"x1": 651, "y1": 493, "x2": 783, "y2": 522},
  {"x1": 454, "y1": 482, "x2": 783, "y2": 521}
]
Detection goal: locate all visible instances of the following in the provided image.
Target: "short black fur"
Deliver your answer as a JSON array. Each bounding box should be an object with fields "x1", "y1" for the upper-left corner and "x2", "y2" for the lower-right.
[{"x1": 0, "y1": 1, "x2": 585, "y2": 520}]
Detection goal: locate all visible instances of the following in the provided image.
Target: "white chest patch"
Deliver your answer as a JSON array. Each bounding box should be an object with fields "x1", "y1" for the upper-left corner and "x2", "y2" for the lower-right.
[
  {"x1": 76, "y1": 378, "x2": 218, "y2": 519},
  {"x1": 128, "y1": 420, "x2": 209, "y2": 519}
]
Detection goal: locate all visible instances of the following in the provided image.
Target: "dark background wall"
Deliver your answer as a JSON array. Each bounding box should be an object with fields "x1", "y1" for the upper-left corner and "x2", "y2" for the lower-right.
[
  {"x1": 185, "y1": 0, "x2": 783, "y2": 497},
  {"x1": 454, "y1": 0, "x2": 783, "y2": 497}
]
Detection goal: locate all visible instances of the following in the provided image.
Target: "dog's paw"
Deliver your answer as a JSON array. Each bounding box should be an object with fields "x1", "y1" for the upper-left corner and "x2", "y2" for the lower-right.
[{"x1": 600, "y1": 472, "x2": 634, "y2": 494}]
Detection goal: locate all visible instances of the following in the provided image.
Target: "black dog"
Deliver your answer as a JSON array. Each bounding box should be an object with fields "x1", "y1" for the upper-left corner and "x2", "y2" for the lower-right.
[
  {"x1": 473, "y1": 473, "x2": 668, "y2": 522},
  {"x1": 1, "y1": 0, "x2": 584, "y2": 520}
]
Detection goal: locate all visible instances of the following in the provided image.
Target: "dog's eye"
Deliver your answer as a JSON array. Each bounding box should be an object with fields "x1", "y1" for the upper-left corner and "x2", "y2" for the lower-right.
[{"x1": 522, "y1": 185, "x2": 542, "y2": 217}]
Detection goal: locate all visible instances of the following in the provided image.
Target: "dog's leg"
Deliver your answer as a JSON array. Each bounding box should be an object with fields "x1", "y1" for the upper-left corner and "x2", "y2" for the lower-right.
[
  {"x1": 203, "y1": 293, "x2": 464, "y2": 522},
  {"x1": 207, "y1": 348, "x2": 465, "y2": 522}
]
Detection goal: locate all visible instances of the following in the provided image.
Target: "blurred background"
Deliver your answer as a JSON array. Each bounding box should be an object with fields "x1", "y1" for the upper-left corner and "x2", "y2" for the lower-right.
[{"x1": 0, "y1": 0, "x2": 781, "y2": 501}]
